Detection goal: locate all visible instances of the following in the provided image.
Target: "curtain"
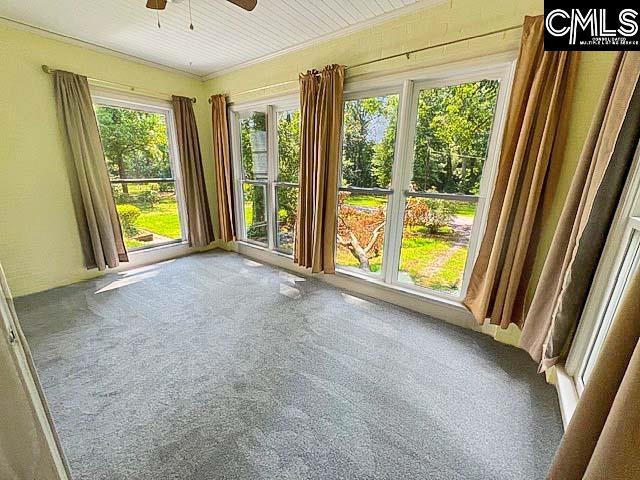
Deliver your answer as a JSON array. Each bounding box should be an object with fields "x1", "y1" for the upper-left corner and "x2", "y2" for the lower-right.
[
  {"x1": 210, "y1": 94, "x2": 236, "y2": 242},
  {"x1": 54, "y1": 71, "x2": 128, "y2": 270},
  {"x1": 520, "y1": 52, "x2": 640, "y2": 369},
  {"x1": 294, "y1": 65, "x2": 345, "y2": 273},
  {"x1": 463, "y1": 16, "x2": 578, "y2": 329},
  {"x1": 172, "y1": 96, "x2": 215, "y2": 248},
  {"x1": 0, "y1": 262, "x2": 71, "y2": 480},
  {"x1": 547, "y1": 267, "x2": 640, "y2": 480}
]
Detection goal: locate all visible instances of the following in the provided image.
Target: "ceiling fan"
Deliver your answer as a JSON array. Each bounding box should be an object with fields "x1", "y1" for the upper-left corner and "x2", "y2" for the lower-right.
[{"x1": 146, "y1": 0, "x2": 257, "y2": 12}]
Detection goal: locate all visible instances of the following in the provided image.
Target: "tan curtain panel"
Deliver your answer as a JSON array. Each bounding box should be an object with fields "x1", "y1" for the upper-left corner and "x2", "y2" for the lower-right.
[
  {"x1": 294, "y1": 65, "x2": 345, "y2": 273},
  {"x1": 172, "y1": 96, "x2": 215, "y2": 248},
  {"x1": 463, "y1": 16, "x2": 578, "y2": 329},
  {"x1": 210, "y1": 94, "x2": 236, "y2": 243},
  {"x1": 520, "y1": 52, "x2": 640, "y2": 369},
  {"x1": 54, "y1": 70, "x2": 128, "y2": 270},
  {"x1": 547, "y1": 267, "x2": 640, "y2": 480},
  {"x1": 0, "y1": 263, "x2": 70, "y2": 480}
]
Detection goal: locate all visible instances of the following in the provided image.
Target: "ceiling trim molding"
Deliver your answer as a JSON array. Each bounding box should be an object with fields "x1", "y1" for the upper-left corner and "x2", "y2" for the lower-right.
[
  {"x1": 0, "y1": 16, "x2": 202, "y2": 80},
  {"x1": 201, "y1": 0, "x2": 448, "y2": 81}
]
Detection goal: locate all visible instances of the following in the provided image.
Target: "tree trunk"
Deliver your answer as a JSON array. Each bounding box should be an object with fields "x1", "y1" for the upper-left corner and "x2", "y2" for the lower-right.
[
  {"x1": 348, "y1": 242, "x2": 371, "y2": 270},
  {"x1": 117, "y1": 158, "x2": 128, "y2": 193}
]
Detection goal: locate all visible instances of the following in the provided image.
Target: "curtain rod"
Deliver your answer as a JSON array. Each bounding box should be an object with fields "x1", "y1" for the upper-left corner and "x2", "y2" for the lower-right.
[
  {"x1": 208, "y1": 23, "x2": 523, "y2": 102},
  {"x1": 41, "y1": 65, "x2": 197, "y2": 103}
]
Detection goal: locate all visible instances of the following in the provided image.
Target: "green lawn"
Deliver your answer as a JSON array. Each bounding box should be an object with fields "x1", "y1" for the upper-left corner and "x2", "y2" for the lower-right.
[
  {"x1": 337, "y1": 227, "x2": 468, "y2": 294},
  {"x1": 343, "y1": 194, "x2": 387, "y2": 208},
  {"x1": 135, "y1": 197, "x2": 181, "y2": 239},
  {"x1": 117, "y1": 195, "x2": 181, "y2": 250},
  {"x1": 455, "y1": 202, "x2": 476, "y2": 219}
]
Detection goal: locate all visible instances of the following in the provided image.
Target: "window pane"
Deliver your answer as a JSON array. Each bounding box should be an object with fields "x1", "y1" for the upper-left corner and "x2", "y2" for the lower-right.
[
  {"x1": 277, "y1": 109, "x2": 300, "y2": 183},
  {"x1": 398, "y1": 197, "x2": 477, "y2": 294},
  {"x1": 342, "y1": 95, "x2": 399, "y2": 189},
  {"x1": 111, "y1": 182, "x2": 181, "y2": 250},
  {"x1": 95, "y1": 105, "x2": 182, "y2": 251},
  {"x1": 583, "y1": 230, "x2": 640, "y2": 384},
  {"x1": 243, "y1": 183, "x2": 268, "y2": 244},
  {"x1": 411, "y1": 80, "x2": 499, "y2": 194},
  {"x1": 275, "y1": 186, "x2": 297, "y2": 254},
  {"x1": 239, "y1": 111, "x2": 268, "y2": 181},
  {"x1": 336, "y1": 192, "x2": 388, "y2": 275}
]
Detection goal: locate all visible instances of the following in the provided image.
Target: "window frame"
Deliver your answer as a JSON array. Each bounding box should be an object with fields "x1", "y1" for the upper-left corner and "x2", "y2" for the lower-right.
[
  {"x1": 336, "y1": 86, "x2": 402, "y2": 279},
  {"x1": 566, "y1": 140, "x2": 640, "y2": 394},
  {"x1": 335, "y1": 64, "x2": 514, "y2": 301},
  {"x1": 91, "y1": 89, "x2": 189, "y2": 250},
  {"x1": 230, "y1": 95, "x2": 300, "y2": 254}
]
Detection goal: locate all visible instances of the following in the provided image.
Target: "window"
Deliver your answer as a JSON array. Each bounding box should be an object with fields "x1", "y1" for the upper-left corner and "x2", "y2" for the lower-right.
[
  {"x1": 93, "y1": 95, "x2": 187, "y2": 251},
  {"x1": 337, "y1": 94, "x2": 399, "y2": 275},
  {"x1": 335, "y1": 69, "x2": 509, "y2": 299},
  {"x1": 582, "y1": 230, "x2": 640, "y2": 383},
  {"x1": 230, "y1": 61, "x2": 512, "y2": 304},
  {"x1": 275, "y1": 109, "x2": 300, "y2": 254},
  {"x1": 233, "y1": 103, "x2": 300, "y2": 254},
  {"x1": 567, "y1": 142, "x2": 640, "y2": 391},
  {"x1": 239, "y1": 111, "x2": 269, "y2": 245},
  {"x1": 398, "y1": 79, "x2": 500, "y2": 294}
]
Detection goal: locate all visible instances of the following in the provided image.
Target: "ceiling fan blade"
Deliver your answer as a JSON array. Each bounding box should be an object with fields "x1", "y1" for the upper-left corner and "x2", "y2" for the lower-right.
[
  {"x1": 226, "y1": 0, "x2": 257, "y2": 11},
  {"x1": 146, "y1": 0, "x2": 168, "y2": 10}
]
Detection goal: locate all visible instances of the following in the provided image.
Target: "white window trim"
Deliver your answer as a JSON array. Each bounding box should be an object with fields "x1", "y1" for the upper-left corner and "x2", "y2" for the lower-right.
[
  {"x1": 333, "y1": 60, "x2": 515, "y2": 300},
  {"x1": 91, "y1": 88, "x2": 190, "y2": 252},
  {"x1": 229, "y1": 53, "x2": 517, "y2": 321},
  {"x1": 566, "y1": 140, "x2": 640, "y2": 395},
  {"x1": 230, "y1": 96, "x2": 301, "y2": 254}
]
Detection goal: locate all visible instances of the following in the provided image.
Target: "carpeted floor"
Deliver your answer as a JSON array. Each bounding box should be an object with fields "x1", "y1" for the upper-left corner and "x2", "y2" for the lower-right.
[{"x1": 16, "y1": 250, "x2": 563, "y2": 480}]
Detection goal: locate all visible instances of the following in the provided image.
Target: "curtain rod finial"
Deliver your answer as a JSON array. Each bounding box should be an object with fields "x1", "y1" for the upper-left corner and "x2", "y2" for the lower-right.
[{"x1": 42, "y1": 65, "x2": 53, "y2": 74}]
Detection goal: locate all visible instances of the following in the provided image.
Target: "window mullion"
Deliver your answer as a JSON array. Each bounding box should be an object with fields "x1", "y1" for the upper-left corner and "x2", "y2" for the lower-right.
[{"x1": 384, "y1": 79, "x2": 415, "y2": 285}]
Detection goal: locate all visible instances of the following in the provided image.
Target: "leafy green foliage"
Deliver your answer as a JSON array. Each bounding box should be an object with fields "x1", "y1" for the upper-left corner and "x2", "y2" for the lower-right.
[
  {"x1": 412, "y1": 80, "x2": 499, "y2": 194},
  {"x1": 116, "y1": 204, "x2": 141, "y2": 237},
  {"x1": 405, "y1": 198, "x2": 457, "y2": 234},
  {"x1": 95, "y1": 106, "x2": 171, "y2": 183},
  {"x1": 342, "y1": 96, "x2": 397, "y2": 188}
]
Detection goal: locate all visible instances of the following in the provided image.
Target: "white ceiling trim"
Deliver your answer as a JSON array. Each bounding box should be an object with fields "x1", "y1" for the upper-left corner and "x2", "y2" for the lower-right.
[
  {"x1": 202, "y1": 0, "x2": 447, "y2": 80},
  {"x1": 0, "y1": 16, "x2": 202, "y2": 80}
]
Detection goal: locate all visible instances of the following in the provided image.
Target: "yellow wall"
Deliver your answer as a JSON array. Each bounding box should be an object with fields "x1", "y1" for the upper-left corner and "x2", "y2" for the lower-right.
[
  {"x1": 205, "y1": 0, "x2": 616, "y2": 332},
  {"x1": 0, "y1": 22, "x2": 215, "y2": 296}
]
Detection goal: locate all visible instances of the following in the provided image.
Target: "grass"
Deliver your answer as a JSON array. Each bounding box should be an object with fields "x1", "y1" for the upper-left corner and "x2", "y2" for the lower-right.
[
  {"x1": 337, "y1": 226, "x2": 468, "y2": 294},
  {"x1": 116, "y1": 194, "x2": 181, "y2": 250},
  {"x1": 455, "y1": 202, "x2": 476, "y2": 219},
  {"x1": 343, "y1": 194, "x2": 387, "y2": 208},
  {"x1": 135, "y1": 197, "x2": 181, "y2": 239}
]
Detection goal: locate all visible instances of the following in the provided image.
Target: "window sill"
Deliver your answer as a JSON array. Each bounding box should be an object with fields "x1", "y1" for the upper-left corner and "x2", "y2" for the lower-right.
[
  {"x1": 115, "y1": 240, "x2": 210, "y2": 274},
  {"x1": 548, "y1": 364, "x2": 579, "y2": 430},
  {"x1": 235, "y1": 240, "x2": 480, "y2": 332}
]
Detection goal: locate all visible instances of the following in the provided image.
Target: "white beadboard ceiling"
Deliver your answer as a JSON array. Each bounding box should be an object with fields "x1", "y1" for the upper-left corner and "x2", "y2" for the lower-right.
[{"x1": 0, "y1": 0, "x2": 437, "y2": 79}]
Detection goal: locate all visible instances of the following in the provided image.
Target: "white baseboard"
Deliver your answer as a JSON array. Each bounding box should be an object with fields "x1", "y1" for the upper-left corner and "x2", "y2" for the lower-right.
[{"x1": 234, "y1": 241, "x2": 495, "y2": 336}]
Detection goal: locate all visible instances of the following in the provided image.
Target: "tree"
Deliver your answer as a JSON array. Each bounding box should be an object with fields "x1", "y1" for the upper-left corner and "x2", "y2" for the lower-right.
[
  {"x1": 411, "y1": 80, "x2": 499, "y2": 194},
  {"x1": 336, "y1": 192, "x2": 385, "y2": 270},
  {"x1": 276, "y1": 110, "x2": 300, "y2": 233},
  {"x1": 95, "y1": 106, "x2": 170, "y2": 193},
  {"x1": 342, "y1": 96, "x2": 395, "y2": 188}
]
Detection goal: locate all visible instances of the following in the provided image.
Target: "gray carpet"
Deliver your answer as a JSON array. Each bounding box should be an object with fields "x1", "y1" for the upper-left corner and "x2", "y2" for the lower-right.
[{"x1": 16, "y1": 250, "x2": 562, "y2": 480}]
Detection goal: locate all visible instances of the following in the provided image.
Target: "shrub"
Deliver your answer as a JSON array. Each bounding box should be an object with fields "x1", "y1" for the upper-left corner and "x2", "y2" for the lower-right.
[
  {"x1": 158, "y1": 182, "x2": 175, "y2": 193},
  {"x1": 136, "y1": 189, "x2": 159, "y2": 207},
  {"x1": 116, "y1": 204, "x2": 141, "y2": 237},
  {"x1": 405, "y1": 197, "x2": 456, "y2": 234}
]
